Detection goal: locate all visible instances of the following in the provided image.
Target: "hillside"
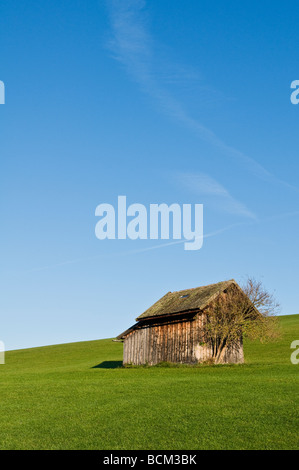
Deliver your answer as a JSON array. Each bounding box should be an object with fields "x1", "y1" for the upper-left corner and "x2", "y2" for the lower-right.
[{"x1": 0, "y1": 314, "x2": 298, "y2": 450}]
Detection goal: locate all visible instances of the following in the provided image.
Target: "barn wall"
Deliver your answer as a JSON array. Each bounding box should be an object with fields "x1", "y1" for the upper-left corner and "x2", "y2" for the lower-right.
[
  {"x1": 221, "y1": 337, "x2": 244, "y2": 364},
  {"x1": 123, "y1": 314, "x2": 244, "y2": 365},
  {"x1": 122, "y1": 314, "x2": 241, "y2": 365}
]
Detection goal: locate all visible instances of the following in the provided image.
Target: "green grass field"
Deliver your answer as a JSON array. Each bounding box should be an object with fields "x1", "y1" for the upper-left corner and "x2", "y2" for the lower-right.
[{"x1": 1, "y1": 314, "x2": 299, "y2": 450}]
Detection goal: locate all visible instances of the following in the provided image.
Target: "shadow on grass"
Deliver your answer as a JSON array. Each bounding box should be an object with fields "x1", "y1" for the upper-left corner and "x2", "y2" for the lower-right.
[
  {"x1": 92, "y1": 360, "x2": 248, "y2": 370},
  {"x1": 92, "y1": 361, "x2": 123, "y2": 369}
]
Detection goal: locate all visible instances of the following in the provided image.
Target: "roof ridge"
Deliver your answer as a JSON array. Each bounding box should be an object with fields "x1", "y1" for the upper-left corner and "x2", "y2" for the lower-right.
[
  {"x1": 136, "y1": 279, "x2": 238, "y2": 321},
  {"x1": 171, "y1": 279, "x2": 235, "y2": 294}
]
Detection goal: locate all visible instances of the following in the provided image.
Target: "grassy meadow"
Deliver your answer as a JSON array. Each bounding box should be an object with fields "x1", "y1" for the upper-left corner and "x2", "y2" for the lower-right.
[{"x1": 0, "y1": 314, "x2": 298, "y2": 450}]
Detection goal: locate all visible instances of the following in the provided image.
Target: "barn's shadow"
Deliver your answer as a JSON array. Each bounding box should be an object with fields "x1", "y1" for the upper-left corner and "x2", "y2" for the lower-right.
[{"x1": 92, "y1": 361, "x2": 123, "y2": 369}]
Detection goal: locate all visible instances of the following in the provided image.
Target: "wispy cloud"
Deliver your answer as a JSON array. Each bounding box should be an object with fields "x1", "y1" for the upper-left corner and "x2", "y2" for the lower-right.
[
  {"x1": 105, "y1": 0, "x2": 298, "y2": 191},
  {"x1": 105, "y1": 0, "x2": 153, "y2": 88},
  {"x1": 176, "y1": 172, "x2": 257, "y2": 219}
]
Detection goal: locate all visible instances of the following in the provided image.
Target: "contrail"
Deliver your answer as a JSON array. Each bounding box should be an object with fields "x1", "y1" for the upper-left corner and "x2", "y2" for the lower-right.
[
  {"x1": 22, "y1": 222, "x2": 248, "y2": 274},
  {"x1": 19, "y1": 208, "x2": 299, "y2": 274},
  {"x1": 105, "y1": 0, "x2": 299, "y2": 192}
]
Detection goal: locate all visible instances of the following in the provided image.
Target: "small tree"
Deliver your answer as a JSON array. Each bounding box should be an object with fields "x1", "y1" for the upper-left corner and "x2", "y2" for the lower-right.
[{"x1": 203, "y1": 278, "x2": 280, "y2": 364}]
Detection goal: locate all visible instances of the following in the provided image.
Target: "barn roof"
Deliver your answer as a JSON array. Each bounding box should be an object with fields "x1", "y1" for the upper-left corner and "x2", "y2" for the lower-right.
[{"x1": 135, "y1": 279, "x2": 237, "y2": 321}]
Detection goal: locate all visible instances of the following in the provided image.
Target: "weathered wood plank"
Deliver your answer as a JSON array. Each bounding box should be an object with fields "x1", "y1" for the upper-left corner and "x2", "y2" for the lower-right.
[{"x1": 122, "y1": 308, "x2": 244, "y2": 365}]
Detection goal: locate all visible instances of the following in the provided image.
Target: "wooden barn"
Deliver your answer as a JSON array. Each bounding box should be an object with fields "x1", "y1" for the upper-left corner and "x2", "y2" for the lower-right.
[{"x1": 116, "y1": 280, "x2": 246, "y2": 365}]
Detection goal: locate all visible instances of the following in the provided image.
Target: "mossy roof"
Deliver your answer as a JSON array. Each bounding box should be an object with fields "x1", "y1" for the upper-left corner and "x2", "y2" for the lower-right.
[{"x1": 135, "y1": 280, "x2": 237, "y2": 321}]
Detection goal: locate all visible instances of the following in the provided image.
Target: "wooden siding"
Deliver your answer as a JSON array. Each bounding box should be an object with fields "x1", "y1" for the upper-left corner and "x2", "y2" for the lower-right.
[{"x1": 122, "y1": 313, "x2": 244, "y2": 365}]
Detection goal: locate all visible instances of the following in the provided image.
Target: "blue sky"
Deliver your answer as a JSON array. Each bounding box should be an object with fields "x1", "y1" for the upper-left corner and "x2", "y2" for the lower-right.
[{"x1": 1, "y1": 0, "x2": 299, "y2": 350}]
